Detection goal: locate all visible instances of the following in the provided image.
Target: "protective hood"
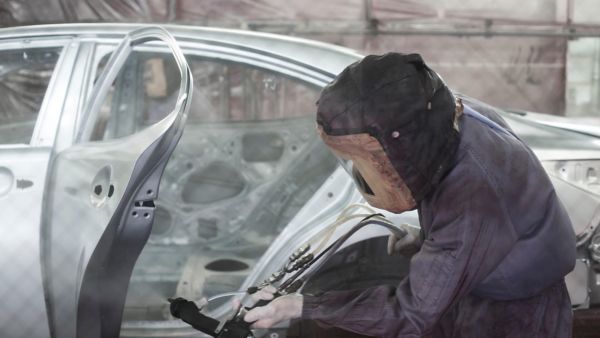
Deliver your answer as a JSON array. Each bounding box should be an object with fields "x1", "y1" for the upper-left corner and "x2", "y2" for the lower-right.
[{"x1": 316, "y1": 52, "x2": 459, "y2": 202}]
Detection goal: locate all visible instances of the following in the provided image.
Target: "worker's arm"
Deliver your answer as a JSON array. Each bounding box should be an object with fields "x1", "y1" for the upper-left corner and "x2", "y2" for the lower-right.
[
  {"x1": 245, "y1": 154, "x2": 519, "y2": 336},
  {"x1": 300, "y1": 167, "x2": 518, "y2": 337}
]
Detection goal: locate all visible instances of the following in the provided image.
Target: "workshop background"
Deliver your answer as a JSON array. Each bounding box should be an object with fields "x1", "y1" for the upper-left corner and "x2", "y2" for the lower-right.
[
  {"x1": 0, "y1": 0, "x2": 600, "y2": 117},
  {"x1": 2, "y1": 1, "x2": 600, "y2": 338}
]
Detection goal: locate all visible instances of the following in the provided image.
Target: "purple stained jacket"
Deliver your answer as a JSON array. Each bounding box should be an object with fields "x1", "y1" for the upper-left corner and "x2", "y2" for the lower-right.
[{"x1": 302, "y1": 100, "x2": 577, "y2": 338}]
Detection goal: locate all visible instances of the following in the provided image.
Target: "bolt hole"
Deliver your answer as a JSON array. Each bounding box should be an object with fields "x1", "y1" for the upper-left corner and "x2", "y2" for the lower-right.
[
  {"x1": 143, "y1": 212, "x2": 150, "y2": 218},
  {"x1": 93, "y1": 185, "x2": 102, "y2": 195},
  {"x1": 132, "y1": 211, "x2": 138, "y2": 217},
  {"x1": 108, "y1": 184, "x2": 115, "y2": 198},
  {"x1": 327, "y1": 192, "x2": 334, "y2": 198},
  {"x1": 146, "y1": 189, "x2": 153, "y2": 195}
]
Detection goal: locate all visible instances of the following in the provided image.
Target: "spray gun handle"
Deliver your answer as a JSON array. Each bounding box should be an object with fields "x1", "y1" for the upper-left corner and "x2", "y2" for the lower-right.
[{"x1": 168, "y1": 298, "x2": 220, "y2": 336}]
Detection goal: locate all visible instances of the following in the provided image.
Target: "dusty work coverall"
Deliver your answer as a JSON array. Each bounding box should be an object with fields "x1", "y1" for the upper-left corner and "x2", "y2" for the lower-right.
[{"x1": 302, "y1": 98, "x2": 576, "y2": 338}]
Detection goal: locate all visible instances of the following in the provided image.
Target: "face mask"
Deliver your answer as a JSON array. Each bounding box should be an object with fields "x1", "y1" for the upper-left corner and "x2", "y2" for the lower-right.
[{"x1": 318, "y1": 126, "x2": 416, "y2": 213}]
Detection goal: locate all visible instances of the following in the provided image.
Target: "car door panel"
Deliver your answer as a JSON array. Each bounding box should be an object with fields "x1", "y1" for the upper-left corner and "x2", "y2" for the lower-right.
[
  {"x1": 0, "y1": 43, "x2": 69, "y2": 338},
  {"x1": 0, "y1": 148, "x2": 53, "y2": 338},
  {"x1": 42, "y1": 27, "x2": 192, "y2": 338}
]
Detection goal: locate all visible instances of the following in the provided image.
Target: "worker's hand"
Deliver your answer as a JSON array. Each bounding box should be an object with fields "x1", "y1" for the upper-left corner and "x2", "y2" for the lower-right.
[
  {"x1": 195, "y1": 297, "x2": 208, "y2": 309},
  {"x1": 232, "y1": 285, "x2": 278, "y2": 310},
  {"x1": 250, "y1": 285, "x2": 278, "y2": 302},
  {"x1": 244, "y1": 293, "x2": 303, "y2": 328},
  {"x1": 387, "y1": 224, "x2": 422, "y2": 256}
]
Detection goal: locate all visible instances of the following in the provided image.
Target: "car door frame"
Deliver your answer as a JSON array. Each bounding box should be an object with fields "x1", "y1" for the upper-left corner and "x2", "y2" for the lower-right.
[{"x1": 41, "y1": 26, "x2": 193, "y2": 338}]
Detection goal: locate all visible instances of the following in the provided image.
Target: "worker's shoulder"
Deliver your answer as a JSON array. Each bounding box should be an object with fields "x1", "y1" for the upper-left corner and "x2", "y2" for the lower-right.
[
  {"x1": 459, "y1": 95, "x2": 513, "y2": 132},
  {"x1": 426, "y1": 147, "x2": 499, "y2": 212}
]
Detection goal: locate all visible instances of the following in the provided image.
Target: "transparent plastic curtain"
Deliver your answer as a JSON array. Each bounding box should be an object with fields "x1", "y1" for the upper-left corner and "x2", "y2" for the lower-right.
[{"x1": 0, "y1": 0, "x2": 583, "y2": 116}]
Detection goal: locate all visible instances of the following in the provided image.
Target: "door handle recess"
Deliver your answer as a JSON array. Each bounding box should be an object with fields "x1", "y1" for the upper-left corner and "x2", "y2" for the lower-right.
[{"x1": 0, "y1": 167, "x2": 14, "y2": 197}]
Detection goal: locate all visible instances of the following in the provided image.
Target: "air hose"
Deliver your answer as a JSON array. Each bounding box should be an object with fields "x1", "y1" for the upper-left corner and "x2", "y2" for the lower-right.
[{"x1": 169, "y1": 209, "x2": 408, "y2": 338}]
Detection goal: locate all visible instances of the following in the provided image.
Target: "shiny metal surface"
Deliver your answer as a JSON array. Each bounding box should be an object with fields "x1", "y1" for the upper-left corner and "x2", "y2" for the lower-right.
[
  {"x1": 52, "y1": 42, "x2": 95, "y2": 152},
  {"x1": 0, "y1": 39, "x2": 73, "y2": 338},
  {"x1": 30, "y1": 39, "x2": 78, "y2": 147},
  {"x1": 0, "y1": 147, "x2": 52, "y2": 338},
  {"x1": 565, "y1": 259, "x2": 590, "y2": 307},
  {"x1": 504, "y1": 113, "x2": 600, "y2": 161},
  {"x1": 0, "y1": 23, "x2": 361, "y2": 79},
  {"x1": 546, "y1": 175, "x2": 600, "y2": 243},
  {"x1": 0, "y1": 166, "x2": 13, "y2": 196}
]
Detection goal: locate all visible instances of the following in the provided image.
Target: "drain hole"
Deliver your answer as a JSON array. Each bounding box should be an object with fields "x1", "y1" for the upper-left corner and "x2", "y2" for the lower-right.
[
  {"x1": 93, "y1": 185, "x2": 102, "y2": 195},
  {"x1": 205, "y1": 259, "x2": 249, "y2": 272},
  {"x1": 108, "y1": 184, "x2": 115, "y2": 197}
]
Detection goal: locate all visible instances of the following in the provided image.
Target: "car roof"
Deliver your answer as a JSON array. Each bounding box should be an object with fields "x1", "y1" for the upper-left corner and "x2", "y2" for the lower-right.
[{"x1": 0, "y1": 23, "x2": 362, "y2": 77}]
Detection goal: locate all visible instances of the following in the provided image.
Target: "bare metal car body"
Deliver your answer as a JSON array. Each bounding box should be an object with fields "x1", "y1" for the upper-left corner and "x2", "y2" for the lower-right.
[{"x1": 0, "y1": 23, "x2": 598, "y2": 338}]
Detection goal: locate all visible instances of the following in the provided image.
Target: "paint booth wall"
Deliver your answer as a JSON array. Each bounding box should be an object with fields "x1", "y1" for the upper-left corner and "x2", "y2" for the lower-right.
[{"x1": 0, "y1": 0, "x2": 599, "y2": 116}]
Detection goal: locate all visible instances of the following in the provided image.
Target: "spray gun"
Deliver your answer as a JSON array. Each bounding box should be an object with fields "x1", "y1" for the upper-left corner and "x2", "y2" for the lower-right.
[
  {"x1": 167, "y1": 243, "x2": 311, "y2": 338},
  {"x1": 169, "y1": 212, "x2": 408, "y2": 338}
]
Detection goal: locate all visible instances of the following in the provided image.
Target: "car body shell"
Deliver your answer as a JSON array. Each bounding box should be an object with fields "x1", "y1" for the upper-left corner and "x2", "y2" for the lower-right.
[{"x1": 0, "y1": 23, "x2": 599, "y2": 338}]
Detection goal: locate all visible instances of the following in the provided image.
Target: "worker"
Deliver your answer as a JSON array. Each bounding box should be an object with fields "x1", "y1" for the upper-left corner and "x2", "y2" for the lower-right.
[{"x1": 243, "y1": 53, "x2": 576, "y2": 337}]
